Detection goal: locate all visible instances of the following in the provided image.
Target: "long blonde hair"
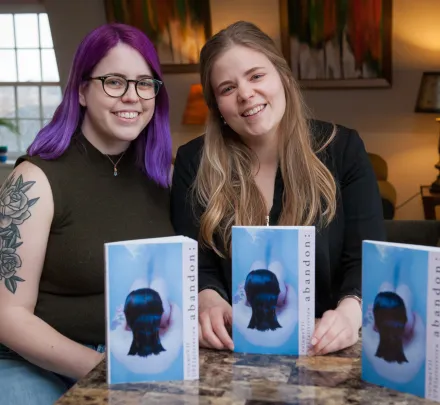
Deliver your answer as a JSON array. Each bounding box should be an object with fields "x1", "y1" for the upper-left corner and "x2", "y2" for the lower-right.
[{"x1": 195, "y1": 21, "x2": 337, "y2": 257}]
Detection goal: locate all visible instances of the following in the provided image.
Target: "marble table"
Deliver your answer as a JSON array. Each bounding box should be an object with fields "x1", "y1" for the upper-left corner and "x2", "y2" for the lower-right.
[{"x1": 55, "y1": 341, "x2": 437, "y2": 405}]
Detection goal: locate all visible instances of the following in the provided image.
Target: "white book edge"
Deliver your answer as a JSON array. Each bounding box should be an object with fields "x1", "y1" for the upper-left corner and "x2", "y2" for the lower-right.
[
  {"x1": 104, "y1": 244, "x2": 112, "y2": 384},
  {"x1": 182, "y1": 240, "x2": 199, "y2": 380},
  {"x1": 232, "y1": 225, "x2": 316, "y2": 230},
  {"x1": 105, "y1": 235, "x2": 195, "y2": 246},
  {"x1": 364, "y1": 240, "x2": 440, "y2": 252},
  {"x1": 425, "y1": 251, "x2": 440, "y2": 401},
  {"x1": 298, "y1": 227, "x2": 315, "y2": 355}
]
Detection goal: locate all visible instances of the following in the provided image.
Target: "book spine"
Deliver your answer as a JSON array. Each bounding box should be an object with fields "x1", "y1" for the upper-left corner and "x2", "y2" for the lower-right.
[
  {"x1": 104, "y1": 244, "x2": 111, "y2": 384},
  {"x1": 298, "y1": 228, "x2": 315, "y2": 355},
  {"x1": 182, "y1": 241, "x2": 199, "y2": 380},
  {"x1": 426, "y1": 250, "x2": 440, "y2": 401}
]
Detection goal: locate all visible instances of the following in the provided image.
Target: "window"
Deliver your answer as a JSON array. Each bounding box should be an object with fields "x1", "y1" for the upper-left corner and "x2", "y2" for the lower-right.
[{"x1": 0, "y1": 13, "x2": 62, "y2": 158}]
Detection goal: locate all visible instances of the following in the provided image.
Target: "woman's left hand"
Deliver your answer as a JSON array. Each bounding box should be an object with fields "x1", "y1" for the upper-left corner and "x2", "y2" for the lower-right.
[{"x1": 308, "y1": 298, "x2": 361, "y2": 356}]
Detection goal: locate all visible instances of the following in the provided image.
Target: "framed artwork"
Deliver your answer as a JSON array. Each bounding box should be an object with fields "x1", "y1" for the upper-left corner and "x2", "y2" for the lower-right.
[
  {"x1": 415, "y1": 72, "x2": 440, "y2": 113},
  {"x1": 280, "y1": 0, "x2": 392, "y2": 89},
  {"x1": 105, "y1": 0, "x2": 212, "y2": 73}
]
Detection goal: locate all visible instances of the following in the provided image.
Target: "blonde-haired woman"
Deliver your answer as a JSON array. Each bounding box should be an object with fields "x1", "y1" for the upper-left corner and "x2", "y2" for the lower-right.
[{"x1": 171, "y1": 21, "x2": 385, "y2": 355}]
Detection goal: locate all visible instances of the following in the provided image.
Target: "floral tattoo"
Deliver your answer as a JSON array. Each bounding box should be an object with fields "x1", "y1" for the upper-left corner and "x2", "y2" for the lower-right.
[{"x1": 0, "y1": 174, "x2": 39, "y2": 293}]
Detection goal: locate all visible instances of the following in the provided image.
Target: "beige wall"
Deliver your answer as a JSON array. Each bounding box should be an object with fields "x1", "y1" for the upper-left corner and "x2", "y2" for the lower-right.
[
  {"x1": 44, "y1": 0, "x2": 107, "y2": 86},
  {"x1": 5, "y1": 0, "x2": 440, "y2": 219}
]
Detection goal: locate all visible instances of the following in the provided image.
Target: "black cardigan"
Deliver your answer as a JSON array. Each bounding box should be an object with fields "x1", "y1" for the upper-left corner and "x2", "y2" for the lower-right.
[{"x1": 170, "y1": 120, "x2": 386, "y2": 317}]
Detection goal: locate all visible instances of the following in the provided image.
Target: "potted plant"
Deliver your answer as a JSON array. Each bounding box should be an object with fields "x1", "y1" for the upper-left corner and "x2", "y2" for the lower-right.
[{"x1": 0, "y1": 119, "x2": 19, "y2": 163}]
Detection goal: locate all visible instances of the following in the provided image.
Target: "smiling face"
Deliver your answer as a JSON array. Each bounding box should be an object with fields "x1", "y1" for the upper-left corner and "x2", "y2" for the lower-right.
[
  {"x1": 210, "y1": 45, "x2": 286, "y2": 143},
  {"x1": 79, "y1": 43, "x2": 156, "y2": 152}
]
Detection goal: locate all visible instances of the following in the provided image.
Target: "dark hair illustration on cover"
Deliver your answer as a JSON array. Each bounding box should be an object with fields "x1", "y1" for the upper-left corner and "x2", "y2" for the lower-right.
[
  {"x1": 363, "y1": 245, "x2": 427, "y2": 384},
  {"x1": 373, "y1": 291, "x2": 408, "y2": 364},
  {"x1": 233, "y1": 231, "x2": 299, "y2": 347},
  {"x1": 245, "y1": 269, "x2": 282, "y2": 331},
  {"x1": 124, "y1": 287, "x2": 166, "y2": 358},
  {"x1": 110, "y1": 249, "x2": 184, "y2": 376}
]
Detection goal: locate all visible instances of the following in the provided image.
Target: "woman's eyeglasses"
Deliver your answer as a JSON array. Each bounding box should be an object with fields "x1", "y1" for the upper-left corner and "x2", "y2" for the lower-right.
[{"x1": 87, "y1": 75, "x2": 162, "y2": 100}]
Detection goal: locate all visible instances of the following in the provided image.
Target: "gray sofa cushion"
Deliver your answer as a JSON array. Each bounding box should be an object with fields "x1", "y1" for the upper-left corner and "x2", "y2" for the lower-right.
[{"x1": 384, "y1": 220, "x2": 440, "y2": 247}]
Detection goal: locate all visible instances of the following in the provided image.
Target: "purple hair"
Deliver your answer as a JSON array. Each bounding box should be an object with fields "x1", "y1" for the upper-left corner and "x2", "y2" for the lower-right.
[{"x1": 28, "y1": 23, "x2": 171, "y2": 188}]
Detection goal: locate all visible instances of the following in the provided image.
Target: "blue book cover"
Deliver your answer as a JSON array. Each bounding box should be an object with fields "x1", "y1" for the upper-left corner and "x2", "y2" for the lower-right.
[
  {"x1": 232, "y1": 226, "x2": 315, "y2": 355},
  {"x1": 105, "y1": 236, "x2": 199, "y2": 384},
  {"x1": 362, "y1": 240, "x2": 440, "y2": 402}
]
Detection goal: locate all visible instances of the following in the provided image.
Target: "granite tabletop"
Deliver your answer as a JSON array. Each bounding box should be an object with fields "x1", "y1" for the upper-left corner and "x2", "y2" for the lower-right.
[{"x1": 55, "y1": 340, "x2": 437, "y2": 405}]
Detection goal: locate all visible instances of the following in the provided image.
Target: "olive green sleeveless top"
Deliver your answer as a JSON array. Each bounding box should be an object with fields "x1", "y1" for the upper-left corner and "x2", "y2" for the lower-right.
[{"x1": 16, "y1": 133, "x2": 174, "y2": 345}]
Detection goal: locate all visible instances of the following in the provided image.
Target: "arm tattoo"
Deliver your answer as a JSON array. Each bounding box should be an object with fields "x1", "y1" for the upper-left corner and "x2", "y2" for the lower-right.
[{"x1": 0, "y1": 174, "x2": 39, "y2": 294}]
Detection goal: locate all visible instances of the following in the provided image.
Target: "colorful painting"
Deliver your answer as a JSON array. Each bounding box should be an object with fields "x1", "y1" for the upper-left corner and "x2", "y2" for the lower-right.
[
  {"x1": 280, "y1": 0, "x2": 392, "y2": 88},
  {"x1": 105, "y1": 0, "x2": 211, "y2": 73}
]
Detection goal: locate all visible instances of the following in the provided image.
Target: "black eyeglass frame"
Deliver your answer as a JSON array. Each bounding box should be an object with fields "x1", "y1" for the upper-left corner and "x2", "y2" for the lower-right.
[{"x1": 86, "y1": 75, "x2": 163, "y2": 100}]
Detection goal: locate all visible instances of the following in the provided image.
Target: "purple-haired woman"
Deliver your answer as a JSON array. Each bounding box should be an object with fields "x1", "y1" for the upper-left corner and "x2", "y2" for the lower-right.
[{"x1": 0, "y1": 23, "x2": 174, "y2": 404}]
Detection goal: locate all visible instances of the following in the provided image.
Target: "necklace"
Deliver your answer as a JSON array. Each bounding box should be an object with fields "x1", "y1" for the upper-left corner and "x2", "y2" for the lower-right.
[{"x1": 105, "y1": 151, "x2": 126, "y2": 176}]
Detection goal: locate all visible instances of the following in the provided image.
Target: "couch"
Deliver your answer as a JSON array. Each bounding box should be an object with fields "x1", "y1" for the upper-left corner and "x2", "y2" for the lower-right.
[{"x1": 385, "y1": 219, "x2": 440, "y2": 246}]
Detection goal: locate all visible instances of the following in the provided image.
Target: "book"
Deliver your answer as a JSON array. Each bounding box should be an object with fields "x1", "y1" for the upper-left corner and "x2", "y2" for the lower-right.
[
  {"x1": 231, "y1": 225, "x2": 315, "y2": 355},
  {"x1": 361, "y1": 240, "x2": 440, "y2": 402},
  {"x1": 105, "y1": 236, "x2": 199, "y2": 384}
]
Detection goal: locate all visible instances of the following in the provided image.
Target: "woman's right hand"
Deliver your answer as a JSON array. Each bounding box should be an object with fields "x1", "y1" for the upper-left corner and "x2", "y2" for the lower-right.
[{"x1": 198, "y1": 289, "x2": 234, "y2": 351}]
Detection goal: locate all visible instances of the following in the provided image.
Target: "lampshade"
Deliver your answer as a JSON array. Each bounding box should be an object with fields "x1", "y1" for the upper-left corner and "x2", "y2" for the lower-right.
[
  {"x1": 181, "y1": 84, "x2": 209, "y2": 125},
  {"x1": 415, "y1": 72, "x2": 440, "y2": 113},
  {"x1": 424, "y1": 114, "x2": 440, "y2": 193}
]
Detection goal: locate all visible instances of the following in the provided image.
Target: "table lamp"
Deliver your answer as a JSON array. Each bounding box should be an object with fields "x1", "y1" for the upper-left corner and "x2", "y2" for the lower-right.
[
  {"x1": 414, "y1": 72, "x2": 440, "y2": 193},
  {"x1": 181, "y1": 84, "x2": 209, "y2": 125},
  {"x1": 429, "y1": 118, "x2": 440, "y2": 193}
]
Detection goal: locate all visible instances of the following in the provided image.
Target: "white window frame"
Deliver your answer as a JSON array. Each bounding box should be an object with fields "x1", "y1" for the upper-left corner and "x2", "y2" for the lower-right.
[{"x1": 0, "y1": 4, "x2": 61, "y2": 160}]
